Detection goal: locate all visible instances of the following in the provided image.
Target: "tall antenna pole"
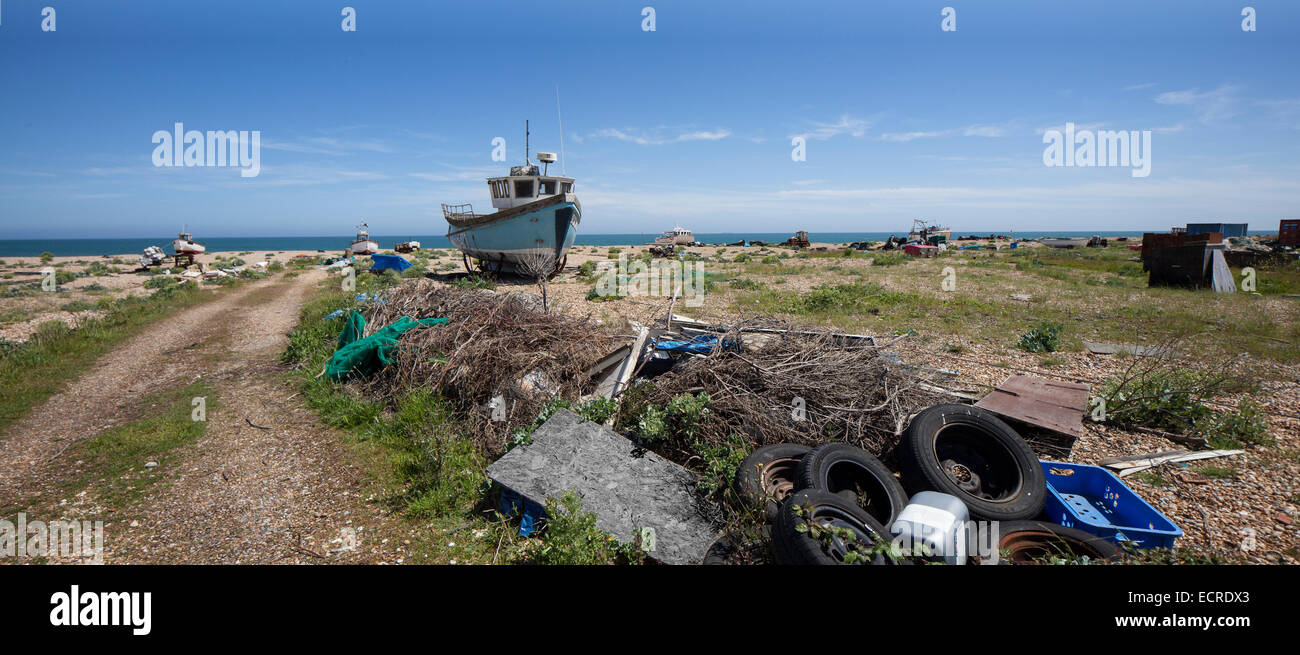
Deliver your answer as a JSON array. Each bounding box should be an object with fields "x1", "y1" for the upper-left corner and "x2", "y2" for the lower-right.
[
  {"x1": 556, "y1": 85, "x2": 566, "y2": 176},
  {"x1": 525, "y1": 119, "x2": 530, "y2": 164}
]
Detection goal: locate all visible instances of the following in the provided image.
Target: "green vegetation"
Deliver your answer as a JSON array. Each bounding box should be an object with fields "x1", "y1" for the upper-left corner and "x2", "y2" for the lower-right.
[
  {"x1": 525, "y1": 491, "x2": 642, "y2": 565},
  {"x1": 871, "y1": 252, "x2": 907, "y2": 266},
  {"x1": 1100, "y1": 372, "x2": 1270, "y2": 449},
  {"x1": 58, "y1": 383, "x2": 214, "y2": 509},
  {"x1": 1018, "y1": 322, "x2": 1064, "y2": 353},
  {"x1": 451, "y1": 275, "x2": 495, "y2": 291}
]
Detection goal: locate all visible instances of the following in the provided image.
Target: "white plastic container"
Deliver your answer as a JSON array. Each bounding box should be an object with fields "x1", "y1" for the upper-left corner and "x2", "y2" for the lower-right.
[{"x1": 889, "y1": 491, "x2": 970, "y2": 565}]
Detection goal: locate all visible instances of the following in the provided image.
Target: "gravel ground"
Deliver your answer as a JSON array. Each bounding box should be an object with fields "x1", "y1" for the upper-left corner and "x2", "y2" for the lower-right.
[{"x1": 1, "y1": 271, "x2": 411, "y2": 564}]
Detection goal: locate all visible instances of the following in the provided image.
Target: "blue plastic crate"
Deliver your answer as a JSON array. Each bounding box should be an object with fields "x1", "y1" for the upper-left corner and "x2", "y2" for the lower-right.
[{"x1": 1039, "y1": 461, "x2": 1183, "y2": 549}]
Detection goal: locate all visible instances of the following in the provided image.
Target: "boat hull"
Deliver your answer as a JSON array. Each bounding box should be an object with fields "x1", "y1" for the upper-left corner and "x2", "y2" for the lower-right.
[
  {"x1": 1043, "y1": 238, "x2": 1089, "y2": 248},
  {"x1": 350, "y1": 240, "x2": 379, "y2": 255},
  {"x1": 172, "y1": 239, "x2": 205, "y2": 255},
  {"x1": 448, "y1": 199, "x2": 580, "y2": 271}
]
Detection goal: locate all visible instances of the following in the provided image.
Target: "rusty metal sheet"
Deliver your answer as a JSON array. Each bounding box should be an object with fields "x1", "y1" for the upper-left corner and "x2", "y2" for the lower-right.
[{"x1": 975, "y1": 374, "x2": 1090, "y2": 439}]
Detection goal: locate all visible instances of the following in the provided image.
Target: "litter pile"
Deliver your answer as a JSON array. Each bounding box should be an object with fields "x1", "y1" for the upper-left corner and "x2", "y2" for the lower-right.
[
  {"x1": 315, "y1": 280, "x2": 1203, "y2": 565},
  {"x1": 358, "y1": 279, "x2": 627, "y2": 453},
  {"x1": 631, "y1": 320, "x2": 946, "y2": 457}
]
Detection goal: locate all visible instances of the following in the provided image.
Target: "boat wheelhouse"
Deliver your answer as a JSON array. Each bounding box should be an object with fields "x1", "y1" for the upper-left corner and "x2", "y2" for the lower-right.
[{"x1": 443, "y1": 122, "x2": 580, "y2": 275}]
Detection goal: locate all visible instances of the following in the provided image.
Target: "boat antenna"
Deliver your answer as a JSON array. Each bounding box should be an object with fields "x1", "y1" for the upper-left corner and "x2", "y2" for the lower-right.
[
  {"x1": 525, "y1": 119, "x2": 530, "y2": 165},
  {"x1": 556, "y1": 85, "x2": 566, "y2": 176}
]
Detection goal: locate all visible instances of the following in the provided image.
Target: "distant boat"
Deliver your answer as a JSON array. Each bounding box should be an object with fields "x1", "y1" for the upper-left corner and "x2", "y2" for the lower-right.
[
  {"x1": 443, "y1": 121, "x2": 579, "y2": 275},
  {"x1": 1042, "y1": 237, "x2": 1089, "y2": 248},
  {"x1": 908, "y1": 219, "x2": 951, "y2": 243},
  {"x1": 654, "y1": 226, "x2": 696, "y2": 246},
  {"x1": 394, "y1": 240, "x2": 421, "y2": 253},
  {"x1": 172, "y1": 231, "x2": 205, "y2": 256},
  {"x1": 349, "y1": 223, "x2": 379, "y2": 255}
]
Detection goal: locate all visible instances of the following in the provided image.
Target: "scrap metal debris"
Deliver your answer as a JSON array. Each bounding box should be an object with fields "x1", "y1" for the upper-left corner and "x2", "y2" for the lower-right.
[{"x1": 974, "y1": 374, "x2": 1090, "y2": 439}]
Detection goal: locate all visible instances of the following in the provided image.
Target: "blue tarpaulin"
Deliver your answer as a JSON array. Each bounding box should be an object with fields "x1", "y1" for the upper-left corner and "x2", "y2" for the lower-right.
[
  {"x1": 369, "y1": 254, "x2": 412, "y2": 273},
  {"x1": 655, "y1": 334, "x2": 740, "y2": 354}
]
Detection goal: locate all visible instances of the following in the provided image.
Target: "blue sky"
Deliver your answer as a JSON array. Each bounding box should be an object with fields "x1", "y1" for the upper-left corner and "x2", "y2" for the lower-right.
[{"x1": 1, "y1": 0, "x2": 1298, "y2": 238}]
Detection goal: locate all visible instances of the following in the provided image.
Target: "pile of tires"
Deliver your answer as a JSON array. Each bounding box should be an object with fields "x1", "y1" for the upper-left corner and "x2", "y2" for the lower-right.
[
  {"x1": 735, "y1": 442, "x2": 908, "y2": 565},
  {"x1": 733, "y1": 403, "x2": 1052, "y2": 565}
]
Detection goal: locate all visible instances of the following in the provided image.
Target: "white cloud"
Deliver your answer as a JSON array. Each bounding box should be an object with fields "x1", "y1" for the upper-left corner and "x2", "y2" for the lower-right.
[
  {"x1": 791, "y1": 114, "x2": 870, "y2": 141},
  {"x1": 879, "y1": 124, "x2": 1005, "y2": 142},
  {"x1": 1155, "y1": 85, "x2": 1240, "y2": 123},
  {"x1": 1124, "y1": 82, "x2": 1158, "y2": 91},
  {"x1": 586, "y1": 127, "x2": 731, "y2": 146}
]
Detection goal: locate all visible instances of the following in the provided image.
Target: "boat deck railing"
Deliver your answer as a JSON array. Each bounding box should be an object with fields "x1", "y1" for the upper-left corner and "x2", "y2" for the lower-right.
[{"x1": 442, "y1": 203, "x2": 481, "y2": 221}]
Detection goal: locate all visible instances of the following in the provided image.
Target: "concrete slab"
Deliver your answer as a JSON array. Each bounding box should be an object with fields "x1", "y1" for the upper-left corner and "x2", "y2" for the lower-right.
[{"x1": 486, "y1": 409, "x2": 720, "y2": 564}]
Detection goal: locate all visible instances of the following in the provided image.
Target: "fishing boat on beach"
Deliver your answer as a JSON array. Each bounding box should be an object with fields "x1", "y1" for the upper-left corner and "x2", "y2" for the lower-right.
[
  {"x1": 654, "y1": 226, "x2": 696, "y2": 246},
  {"x1": 908, "y1": 219, "x2": 951, "y2": 244},
  {"x1": 443, "y1": 122, "x2": 579, "y2": 275},
  {"x1": 172, "y1": 231, "x2": 206, "y2": 256},
  {"x1": 349, "y1": 223, "x2": 379, "y2": 255}
]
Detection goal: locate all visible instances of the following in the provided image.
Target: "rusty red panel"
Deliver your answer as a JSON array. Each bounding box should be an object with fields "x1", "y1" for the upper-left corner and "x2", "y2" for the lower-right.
[{"x1": 975, "y1": 374, "x2": 1090, "y2": 439}]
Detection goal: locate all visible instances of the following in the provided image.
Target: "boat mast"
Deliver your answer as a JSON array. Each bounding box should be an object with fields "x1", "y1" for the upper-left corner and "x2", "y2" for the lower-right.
[{"x1": 525, "y1": 120, "x2": 530, "y2": 165}]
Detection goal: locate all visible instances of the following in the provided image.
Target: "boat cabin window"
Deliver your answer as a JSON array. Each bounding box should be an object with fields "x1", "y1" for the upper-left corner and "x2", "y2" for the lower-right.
[
  {"x1": 561, "y1": 181, "x2": 573, "y2": 193},
  {"x1": 514, "y1": 179, "x2": 534, "y2": 198},
  {"x1": 538, "y1": 178, "x2": 557, "y2": 195},
  {"x1": 490, "y1": 179, "x2": 510, "y2": 199}
]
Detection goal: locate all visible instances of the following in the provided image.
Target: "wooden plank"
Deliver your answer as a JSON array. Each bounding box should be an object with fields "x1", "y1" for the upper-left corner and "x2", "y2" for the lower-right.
[
  {"x1": 1099, "y1": 449, "x2": 1244, "y2": 477},
  {"x1": 974, "y1": 374, "x2": 1090, "y2": 439},
  {"x1": 604, "y1": 327, "x2": 650, "y2": 426}
]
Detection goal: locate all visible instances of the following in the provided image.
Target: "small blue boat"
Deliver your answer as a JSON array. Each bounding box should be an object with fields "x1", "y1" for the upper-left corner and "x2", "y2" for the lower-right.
[{"x1": 443, "y1": 124, "x2": 580, "y2": 276}]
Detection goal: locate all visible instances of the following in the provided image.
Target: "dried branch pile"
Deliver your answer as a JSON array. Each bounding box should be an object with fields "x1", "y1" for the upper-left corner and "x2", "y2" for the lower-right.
[
  {"x1": 633, "y1": 323, "x2": 946, "y2": 458},
  {"x1": 361, "y1": 279, "x2": 626, "y2": 453}
]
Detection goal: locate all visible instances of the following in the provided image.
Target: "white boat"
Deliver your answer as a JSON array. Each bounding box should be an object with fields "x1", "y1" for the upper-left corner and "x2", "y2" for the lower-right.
[
  {"x1": 172, "y1": 232, "x2": 205, "y2": 255},
  {"x1": 654, "y1": 226, "x2": 695, "y2": 246},
  {"x1": 349, "y1": 223, "x2": 379, "y2": 255}
]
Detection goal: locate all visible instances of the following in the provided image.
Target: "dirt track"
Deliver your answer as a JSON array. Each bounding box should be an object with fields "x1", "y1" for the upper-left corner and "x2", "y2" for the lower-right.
[{"x1": 0, "y1": 272, "x2": 409, "y2": 564}]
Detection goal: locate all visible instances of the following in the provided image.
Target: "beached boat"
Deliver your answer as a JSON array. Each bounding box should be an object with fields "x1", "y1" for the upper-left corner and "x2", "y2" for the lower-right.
[
  {"x1": 172, "y1": 231, "x2": 205, "y2": 256},
  {"x1": 654, "y1": 227, "x2": 695, "y2": 246},
  {"x1": 349, "y1": 223, "x2": 379, "y2": 255},
  {"x1": 443, "y1": 127, "x2": 579, "y2": 275},
  {"x1": 908, "y1": 219, "x2": 951, "y2": 244},
  {"x1": 1042, "y1": 237, "x2": 1090, "y2": 249}
]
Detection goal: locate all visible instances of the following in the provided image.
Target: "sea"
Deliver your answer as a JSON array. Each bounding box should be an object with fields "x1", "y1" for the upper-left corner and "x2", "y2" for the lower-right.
[{"x1": 0, "y1": 230, "x2": 1272, "y2": 258}]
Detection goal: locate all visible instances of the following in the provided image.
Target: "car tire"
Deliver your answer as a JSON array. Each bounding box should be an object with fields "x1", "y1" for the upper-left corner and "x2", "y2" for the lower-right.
[
  {"x1": 795, "y1": 443, "x2": 908, "y2": 528},
  {"x1": 771, "y1": 489, "x2": 895, "y2": 565},
  {"x1": 736, "y1": 443, "x2": 812, "y2": 522},
  {"x1": 990, "y1": 520, "x2": 1119, "y2": 564},
  {"x1": 897, "y1": 404, "x2": 1045, "y2": 521}
]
